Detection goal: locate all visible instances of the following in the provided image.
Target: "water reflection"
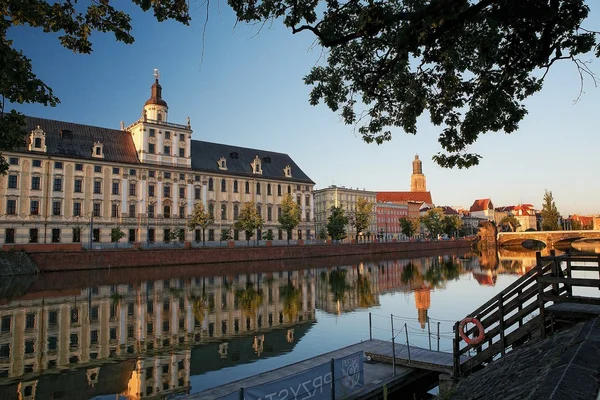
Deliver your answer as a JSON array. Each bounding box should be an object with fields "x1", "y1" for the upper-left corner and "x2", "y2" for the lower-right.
[{"x1": 0, "y1": 247, "x2": 595, "y2": 398}]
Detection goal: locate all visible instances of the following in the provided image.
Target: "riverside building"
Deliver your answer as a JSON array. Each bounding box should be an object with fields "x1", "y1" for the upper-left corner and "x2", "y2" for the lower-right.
[{"x1": 0, "y1": 75, "x2": 315, "y2": 246}]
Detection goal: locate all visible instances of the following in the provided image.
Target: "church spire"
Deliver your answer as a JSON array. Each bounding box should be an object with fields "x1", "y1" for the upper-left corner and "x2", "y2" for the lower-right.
[
  {"x1": 145, "y1": 69, "x2": 168, "y2": 108},
  {"x1": 410, "y1": 154, "x2": 427, "y2": 192}
]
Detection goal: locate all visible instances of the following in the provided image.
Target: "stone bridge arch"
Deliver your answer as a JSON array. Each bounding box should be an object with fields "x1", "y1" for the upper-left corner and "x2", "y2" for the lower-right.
[{"x1": 497, "y1": 231, "x2": 600, "y2": 247}]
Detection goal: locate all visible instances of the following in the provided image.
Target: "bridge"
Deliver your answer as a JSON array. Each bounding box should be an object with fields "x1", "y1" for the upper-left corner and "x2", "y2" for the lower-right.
[{"x1": 497, "y1": 230, "x2": 600, "y2": 247}]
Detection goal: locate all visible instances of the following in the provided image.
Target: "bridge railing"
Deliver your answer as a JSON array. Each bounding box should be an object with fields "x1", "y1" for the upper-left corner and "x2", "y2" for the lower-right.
[{"x1": 453, "y1": 251, "x2": 600, "y2": 376}]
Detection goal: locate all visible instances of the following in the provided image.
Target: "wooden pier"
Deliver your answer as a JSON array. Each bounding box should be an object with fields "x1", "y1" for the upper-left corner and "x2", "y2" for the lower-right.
[
  {"x1": 366, "y1": 342, "x2": 469, "y2": 374},
  {"x1": 187, "y1": 340, "x2": 435, "y2": 400}
]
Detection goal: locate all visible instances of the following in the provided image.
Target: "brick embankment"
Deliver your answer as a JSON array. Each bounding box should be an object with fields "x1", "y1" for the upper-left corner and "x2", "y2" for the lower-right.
[
  {"x1": 27, "y1": 246, "x2": 469, "y2": 291},
  {"x1": 450, "y1": 317, "x2": 600, "y2": 400},
  {"x1": 27, "y1": 240, "x2": 471, "y2": 272}
]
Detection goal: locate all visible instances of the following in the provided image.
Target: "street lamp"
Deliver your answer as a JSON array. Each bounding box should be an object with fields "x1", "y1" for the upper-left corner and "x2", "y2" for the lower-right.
[{"x1": 86, "y1": 211, "x2": 94, "y2": 249}]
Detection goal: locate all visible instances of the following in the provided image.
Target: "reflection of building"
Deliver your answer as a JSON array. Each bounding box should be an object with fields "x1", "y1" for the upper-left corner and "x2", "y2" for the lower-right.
[
  {"x1": 414, "y1": 288, "x2": 431, "y2": 329},
  {"x1": 0, "y1": 75, "x2": 315, "y2": 246},
  {"x1": 0, "y1": 271, "x2": 316, "y2": 399}
]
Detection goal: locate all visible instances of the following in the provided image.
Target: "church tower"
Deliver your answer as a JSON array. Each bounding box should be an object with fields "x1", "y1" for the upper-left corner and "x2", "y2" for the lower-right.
[{"x1": 410, "y1": 154, "x2": 427, "y2": 192}]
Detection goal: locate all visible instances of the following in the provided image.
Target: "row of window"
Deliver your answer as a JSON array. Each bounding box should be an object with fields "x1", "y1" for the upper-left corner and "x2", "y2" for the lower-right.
[
  {"x1": 148, "y1": 143, "x2": 186, "y2": 157},
  {"x1": 149, "y1": 129, "x2": 185, "y2": 142},
  {"x1": 7, "y1": 157, "x2": 139, "y2": 176},
  {"x1": 6, "y1": 196, "x2": 313, "y2": 221}
]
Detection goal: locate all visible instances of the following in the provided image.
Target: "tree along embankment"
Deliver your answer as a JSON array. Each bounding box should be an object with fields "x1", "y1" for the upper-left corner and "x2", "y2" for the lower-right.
[
  {"x1": 0, "y1": 251, "x2": 39, "y2": 277},
  {"x1": 27, "y1": 240, "x2": 472, "y2": 273}
]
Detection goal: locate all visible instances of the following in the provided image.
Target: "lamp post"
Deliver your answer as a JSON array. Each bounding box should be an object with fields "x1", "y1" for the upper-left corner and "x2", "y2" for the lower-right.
[{"x1": 86, "y1": 211, "x2": 94, "y2": 249}]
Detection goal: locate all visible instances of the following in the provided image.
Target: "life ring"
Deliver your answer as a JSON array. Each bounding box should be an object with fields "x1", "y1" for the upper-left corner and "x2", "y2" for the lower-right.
[{"x1": 459, "y1": 317, "x2": 485, "y2": 346}]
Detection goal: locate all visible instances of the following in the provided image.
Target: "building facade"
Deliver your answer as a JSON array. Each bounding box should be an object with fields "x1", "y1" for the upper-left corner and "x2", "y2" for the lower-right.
[
  {"x1": 0, "y1": 77, "x2": 315, "y2": 246},
  {"x1": 375, "y1": 201, "x2": 409, "y2": 241},
  {"x1": 313, "y1": 186, "x2": 377, "y2": 240}
]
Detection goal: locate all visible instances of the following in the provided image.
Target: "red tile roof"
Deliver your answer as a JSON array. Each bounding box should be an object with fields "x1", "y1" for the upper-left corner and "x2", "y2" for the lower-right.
[
  {"x1": 377, "y1": 191, "x2": 433, "y2": 204},
  {"x1": 439, "y1": 206, "x2": 459, "y2": 215},
  {"x1": 470, "y1": 199, "x2": 493, "y2": 212}
]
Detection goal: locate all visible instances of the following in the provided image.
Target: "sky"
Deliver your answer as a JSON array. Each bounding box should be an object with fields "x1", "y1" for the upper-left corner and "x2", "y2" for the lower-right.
[{"x1": 7, "y1": 3, "x2": 600, "y2": 216}]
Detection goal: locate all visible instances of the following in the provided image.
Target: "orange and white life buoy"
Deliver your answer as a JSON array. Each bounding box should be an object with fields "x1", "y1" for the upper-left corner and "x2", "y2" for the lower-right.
[{"x1": 459, "y1": 317, "x2": 485, "y2": 346}]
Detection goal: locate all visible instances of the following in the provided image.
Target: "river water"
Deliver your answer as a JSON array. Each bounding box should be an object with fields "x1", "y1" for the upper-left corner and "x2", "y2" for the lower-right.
[{"x1": 0, "y1": 245, "x2": 596, "y2": 399}]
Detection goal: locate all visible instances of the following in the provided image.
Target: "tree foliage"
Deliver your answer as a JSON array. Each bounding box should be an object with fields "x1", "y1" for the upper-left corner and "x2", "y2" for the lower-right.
[
  {"x1": 541, "y1": 190, "x2": 561, "y2": 231},
  {"x1": 442, "y1": 214, "x2": 463, "y2": 236},
  {"x1": 399, "y1": 217, "x2": 416, "y2": 238},
  {"x1": 0, "y1": 0, "x2": 191, "y2": 174},
  {"x1": 230, "y1": 0, "x2": 600, "y2": 168},
  {"x1": 499, "y1": 215, "x2": 521, "y2": 232},
  {"x1": 110, "y1": 226, "x2": 126, "y2": 243},
  {"x1": 350, "y1": 197, "x2": 373, "y2": 241},
  {"x1": 327, "y1": 205, "x2": 349, "y2": 241},
  {"x1": 188, "y1": 202, "x2": 214, "y2": 245},
  {"x1": 420, "y1": 208, "x2": 445, "y2": 237},
  {"x1": 278, "y1": 193, "x2": 301, "y2": 243},
  {"x1": 234, "y1": 201, "x2": 264, "y2": 243}
]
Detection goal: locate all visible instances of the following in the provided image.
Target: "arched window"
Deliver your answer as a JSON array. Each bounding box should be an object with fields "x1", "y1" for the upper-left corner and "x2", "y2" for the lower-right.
[
  {"x1": 245, "y1": 181, "x2": 250, "y2": 194},
  {"x1": 287, "y1": 185, "x2": 291, "y2": 194},
  {"x1": 233, "y1": 180, "x2": 238, "y2": 193},
  {"x1": 267, "y1": 184, "x2": 272, "y2": 195},
  {"x1": 221, "y1": 179, "x2": 226, "y2": 192},
  {"x1": 157, "y1": 112, "x2": 162, "y2": 121},
  {"x1": 256, "y1": 182, "x2": 261, "y2": 195},
  {"x1": 277, "y1": 184, "x2": 282, "y2": 196},
  {"x1": 208, "y1": 203, "x2": 214, "y2": 218},
  {"x1": 208, "y1": 178, "x2": 214, "y2": 191},
  {"x1": 233, "y1": 205, "x2": 239, "y2": 220},
  {"x1": 163, "y1": 205, "x2": 171, "y2": 218}
]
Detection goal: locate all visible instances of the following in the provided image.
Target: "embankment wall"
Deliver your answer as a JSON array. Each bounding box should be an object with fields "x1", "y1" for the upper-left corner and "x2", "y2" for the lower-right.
[{"x1": 27, "y1": 240, "x2": 472, "y2": 272}]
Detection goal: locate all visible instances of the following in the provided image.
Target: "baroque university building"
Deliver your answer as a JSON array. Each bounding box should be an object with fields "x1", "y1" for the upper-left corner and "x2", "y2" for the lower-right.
[{"x1": 0, "y1": 78, "x2": 315, "y2": 246}]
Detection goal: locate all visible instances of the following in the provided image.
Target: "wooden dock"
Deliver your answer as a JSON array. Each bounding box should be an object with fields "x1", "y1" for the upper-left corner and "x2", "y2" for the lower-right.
[
  {"x1": 186, "y1": 340, "x2": 436, "y2": 400},
  {"x1": 366, "y1": 343, "x2": 469, "y2": 374}
]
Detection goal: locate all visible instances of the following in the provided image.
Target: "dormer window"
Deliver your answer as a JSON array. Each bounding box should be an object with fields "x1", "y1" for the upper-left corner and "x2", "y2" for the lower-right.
[
  {"x1": 230, "y1": 152, "x2": 239, "y2": 159},
  {"x1": 218, "y1": 157, "x2": 227, "y2": 171},
  {"x1": 252, "y1": 156, "x2": 262, "y2": 175},
  {"x1": 92, "y1": 141, "x2": 104, "y2": 159},
  {"x1": 283, "y1": 165, "x2": 292, "y2": 178},
  {"x1": 28, "y1": 126, "x2": 47, "y2": 153}
]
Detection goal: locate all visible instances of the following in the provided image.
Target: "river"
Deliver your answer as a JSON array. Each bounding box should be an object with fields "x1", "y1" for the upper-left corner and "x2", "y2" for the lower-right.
[{"x1": 0, "y1": 244, "x2": 597, "y2": 399}]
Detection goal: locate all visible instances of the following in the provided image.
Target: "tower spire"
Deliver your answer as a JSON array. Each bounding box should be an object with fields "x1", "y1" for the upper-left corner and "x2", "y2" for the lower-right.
[
  {"x1": 145, "y1": 68, "x2": 167, "y2": 107},
  {"x1": 410, "y1": 154, "x2": 427, "y2": 192}
]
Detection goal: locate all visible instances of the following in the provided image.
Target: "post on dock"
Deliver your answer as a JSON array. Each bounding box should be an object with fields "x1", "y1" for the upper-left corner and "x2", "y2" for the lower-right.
[
  {"x1": 427, "y1": 317, "x2": 432, "y2": 350},
  {"x1": 404, "y1": 323, "x2": 411, "y2": 362},
  {"x1": 391, "y1": 314, "x2": 397, "y2": 375},
  {"x1": 239, "y1": 388, "x2": 244, "y2": 400},
  {"x1": 369, "y1": 312, "x2": 372, "y2": 341},
  {"x1": 330, "y1": 358, "x2": 336, "y2": 399},
  {"x1": 437, "y1": 322, "x2": 440, "y2": 352}
]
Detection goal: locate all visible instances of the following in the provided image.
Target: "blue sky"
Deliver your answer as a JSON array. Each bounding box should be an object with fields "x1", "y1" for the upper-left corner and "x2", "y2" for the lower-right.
[{"x1": 7, "y1": 3, "x2": 600, "y2": 215}]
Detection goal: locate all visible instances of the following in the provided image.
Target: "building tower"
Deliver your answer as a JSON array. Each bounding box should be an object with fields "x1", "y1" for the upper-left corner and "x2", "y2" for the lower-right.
[
  {"x1": 410, "y1": 154, "x2": 427, "y2": 192},
  {"x1": 143, "y1": 69, "x2": 169, "y2": 121},
  {"x1": 414, "y1": 287, "x2": 431, "y2": 329}
]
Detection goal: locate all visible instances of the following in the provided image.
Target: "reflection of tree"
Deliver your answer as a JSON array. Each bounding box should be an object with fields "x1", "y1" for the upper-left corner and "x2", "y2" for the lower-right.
[
  {"x1": 280, "y1": 282, "x2": 302, "y2": 321},
  {"x1": 401, "y1": 263, "x2": 416, "y2": 284},
  {"x1": 236, "y1": 284, "x2": 264, "y2": 317},
  {"x1": 192, "y1": 295, "x2": 207, "y2": 325},
  {"x1": 356, "y1": 274, "x2": 376, "y2": 308},
  {"x1": 328, "y1": 269, "x2": 352, "y2": 304},
  {"x1": 402, "y1": 259, "x2": 461, "y2": 289}
]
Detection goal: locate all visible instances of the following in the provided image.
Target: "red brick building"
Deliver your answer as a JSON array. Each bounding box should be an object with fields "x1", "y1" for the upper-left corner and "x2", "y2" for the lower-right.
[{"x1": 375, "y1": 201, "x2": 408, "y2": 240}]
